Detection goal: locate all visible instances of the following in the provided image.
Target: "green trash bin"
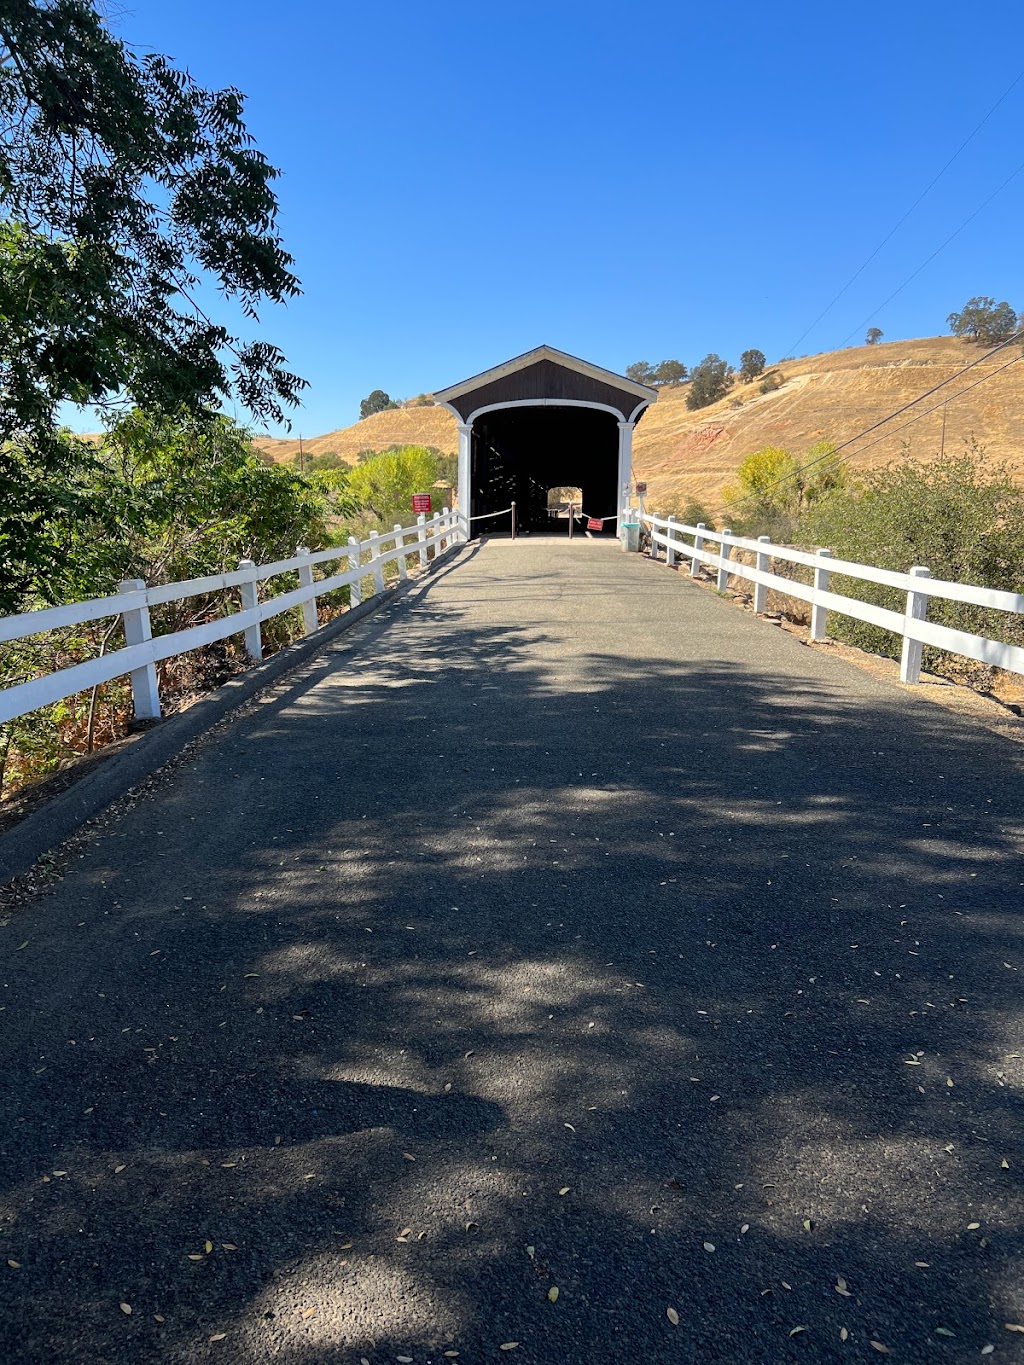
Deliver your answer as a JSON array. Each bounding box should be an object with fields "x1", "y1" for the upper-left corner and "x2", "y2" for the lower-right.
[{"x1": 620, "y1": 522, "x2": 640, "y2": 552}]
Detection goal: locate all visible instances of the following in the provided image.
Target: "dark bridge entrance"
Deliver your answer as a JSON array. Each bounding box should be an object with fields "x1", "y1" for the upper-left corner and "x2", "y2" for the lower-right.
[
  {"x1": 433, "y1": 345, "x2": 657, "y2": 542},
  {"x1": 470, "y1": 405, "x2": 619, "y2": 535}
]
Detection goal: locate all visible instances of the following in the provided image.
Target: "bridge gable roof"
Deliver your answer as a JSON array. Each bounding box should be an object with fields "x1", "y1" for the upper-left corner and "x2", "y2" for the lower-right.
[{"x1": 434, "y1": 345, "x2": 657, "y2": 422}]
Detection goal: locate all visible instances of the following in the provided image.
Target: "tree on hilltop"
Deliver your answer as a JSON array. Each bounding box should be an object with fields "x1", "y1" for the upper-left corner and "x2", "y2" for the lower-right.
[
  {"x1": 947, "y1": 297, "x2": 1018, "y2": 346},
  {"x1": 739, "y1": 349, "x2": 766, "y2": 383},
  {"x1": 626, "y1": 361, "x2": 656, "y2": 386},
  {"x1": 865, "y1": 327, "x2": 883, "y2": 345},
  {"x1": 686, "y1": 354, "x2": 733, "y2": 410},
  {"x1": 653, "y1": 359, "x2": 688, "y2": 387},
  {"x1": 359, "y1": 389, "x2": 399, "y2": 419}
]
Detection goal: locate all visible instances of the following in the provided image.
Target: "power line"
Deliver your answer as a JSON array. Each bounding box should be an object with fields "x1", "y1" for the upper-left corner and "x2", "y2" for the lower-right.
[
  {"x1": 825, "y1": 351, "x2": 1023, "y2": 462},
  {"x1": 782, "y1": 68, "x2": 1024, "y2": 359},
  {"x1": 836, "y1": 158, "x2": 1024, "y2": 348},
  {"x1": 711, "y1": 327, "x2": 1024, "y2": 519}
]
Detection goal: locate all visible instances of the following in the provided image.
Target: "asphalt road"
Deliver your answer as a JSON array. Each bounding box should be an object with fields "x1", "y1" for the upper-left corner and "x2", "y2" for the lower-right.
[{"x1": 2, "y1": 538, "x2": 1024, "y2": 1365}]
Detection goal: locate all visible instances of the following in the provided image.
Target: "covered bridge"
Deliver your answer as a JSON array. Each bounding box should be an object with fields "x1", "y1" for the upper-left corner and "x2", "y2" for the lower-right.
[{"x1": 434, "y1": 346, "x2": 657, "y2": 538}]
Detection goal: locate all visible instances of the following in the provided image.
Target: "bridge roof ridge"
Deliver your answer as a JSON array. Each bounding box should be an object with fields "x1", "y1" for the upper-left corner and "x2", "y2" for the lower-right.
[{"x1": 433, "y1": 344, "x2": 658, "y2": 404}]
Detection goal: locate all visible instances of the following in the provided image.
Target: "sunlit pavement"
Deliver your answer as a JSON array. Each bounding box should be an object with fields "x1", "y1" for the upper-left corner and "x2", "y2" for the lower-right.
[{"x1": 2, "y1": 539, "x2": 1024, "y2": 1364}]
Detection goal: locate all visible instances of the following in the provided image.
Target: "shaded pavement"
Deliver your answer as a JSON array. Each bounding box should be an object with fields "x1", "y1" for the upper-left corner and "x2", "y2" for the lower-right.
[{"x1": 2, "y1": 538, "x2": 1024, "y2": 1363}]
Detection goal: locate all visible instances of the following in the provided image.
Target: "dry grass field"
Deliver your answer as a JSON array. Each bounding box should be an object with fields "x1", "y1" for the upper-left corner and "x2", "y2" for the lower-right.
[
  {"x1": 256, "y1": 336, "x2": 1024, "y2": 506},
  {"x1": 253, "y1": 404, "x2": 458, "y2": 464}
]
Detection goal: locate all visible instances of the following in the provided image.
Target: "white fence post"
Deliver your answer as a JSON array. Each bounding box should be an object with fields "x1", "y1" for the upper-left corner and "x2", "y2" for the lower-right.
[
  {"x1": 394, "y1": 524, "x2": 408, "y2": 581},
  {"x1": 900, "y1": 565, "x2": 931, "y2": 684},
  {"x1": 118, "y1": 579, "x2": 161, "y2": 721},
  {"x1": 368, "y1": 531, "x2": 385, "y2": 594},
  {"x1": 295, "y1": 546, "x2": 319, "y2": 635},
  {"x1": 442, "y1": 507, "x2": 451, "y2": 552},
  {"x1": 753, "y1": 536, "x2": 771, "y2": 613},
  {"x1": 649, "y1": 514, "x2": 659, "y2": 561},
  {"x1": 666, "y1": 515, "x2": 679, "y2": 567},
  {"x1": 417, "y1": 513, "x2": 428, "y2": 567},
  {"x1": 691, "y1": 522, "x2": 706, "y2": 579},
  {"x1": 716, "y1": 530, "x2": 733, "y2": 591},
  {"x1": 237, "y1": 559, "x2": 263, "y2": 661},
  {"x1": 810, "y1": 548, "x2": 833, "y2": 641},
  {"x1": 348, "y1": 536, "x2": 362, "y2": 606}
]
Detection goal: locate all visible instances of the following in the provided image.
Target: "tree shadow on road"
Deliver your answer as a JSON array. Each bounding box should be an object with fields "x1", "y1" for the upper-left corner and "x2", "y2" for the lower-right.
[{"x1": 2, "y1": 556, "x2": 1024, "y2": 1363}]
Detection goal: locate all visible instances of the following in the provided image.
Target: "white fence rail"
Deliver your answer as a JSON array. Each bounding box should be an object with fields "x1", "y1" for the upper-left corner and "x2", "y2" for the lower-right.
[
  {"x1": 0, "y1": 508, "x2": 459, "y2": 727},
  {"x1": 637, "y1": 511, "x2": 1024, "y2": 684}
]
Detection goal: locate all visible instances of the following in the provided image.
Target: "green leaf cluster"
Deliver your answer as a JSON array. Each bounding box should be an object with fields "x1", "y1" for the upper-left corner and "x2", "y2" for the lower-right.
[
  {"x1": 0, "y1": 1, "x2": 305, "y2": 594},
  {"x1": 799, "y1": 454, "x2": 1024, "y2": 672},
  {"x1": 346, "y1": 446, "x2": 443, "y2": 529},
  {"x1": 686, "y1": 354, "x2": 733, "y2": 410},
  {"x1": 946, "y1": 297, "x2": 1018, "y2": 346},
  {"x1": 721, "y1": 441, "x2": 844, "y2": 538}
]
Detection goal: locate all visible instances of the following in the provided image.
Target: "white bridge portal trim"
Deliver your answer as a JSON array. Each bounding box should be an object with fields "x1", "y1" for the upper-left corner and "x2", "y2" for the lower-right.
[{"x1": 439, "y1": 397, "x2": 646, "y2": 537}]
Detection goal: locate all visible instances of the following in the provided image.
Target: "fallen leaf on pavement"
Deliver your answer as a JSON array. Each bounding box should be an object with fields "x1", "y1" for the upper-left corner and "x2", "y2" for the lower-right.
[{"x1": 667, "y1": 1306, "x2": 679, "y2": 1325}]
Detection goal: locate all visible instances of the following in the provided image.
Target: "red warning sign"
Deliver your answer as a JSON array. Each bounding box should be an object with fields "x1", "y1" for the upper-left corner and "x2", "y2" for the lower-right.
[
  {"x1": 634, "y1": 481, "x2": 648, "y2": 496},
  {"x1": 412, "y1": 493, "x2": 432, "y2": 514},
  {"x1": 587, "y1": 517, "x2": 603, "y2": 531}
]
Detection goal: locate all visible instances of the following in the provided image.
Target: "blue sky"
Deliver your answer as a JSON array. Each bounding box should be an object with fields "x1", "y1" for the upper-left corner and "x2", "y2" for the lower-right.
[{"x1": 102, "y1": 0, "x2": 1024, "y2": 437}]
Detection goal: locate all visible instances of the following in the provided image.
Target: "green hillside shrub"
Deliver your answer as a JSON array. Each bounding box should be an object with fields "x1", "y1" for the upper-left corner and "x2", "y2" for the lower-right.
[{"x1": 799, "y1": 454, "x2": 1024, "y2": 678}]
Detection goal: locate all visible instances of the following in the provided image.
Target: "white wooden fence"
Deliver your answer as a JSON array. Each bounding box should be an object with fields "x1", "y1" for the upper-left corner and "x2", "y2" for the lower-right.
[
  {"x1": 0, "y1": 508, "x2": 459, "y2": 727},
  {"x1": 638, "y1": 511, "x2": 1024, "y2": 684}
]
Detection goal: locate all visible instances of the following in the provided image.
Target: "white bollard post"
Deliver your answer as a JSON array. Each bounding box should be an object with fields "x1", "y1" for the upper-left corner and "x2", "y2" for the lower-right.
[
  {"x1": 810, "y1": 548, "x2": 833, "y2": 641},
  {"x1": 666, "y1": 515, "x2": 678, "y2": 568},
  {"x1": 716, "y1": 529, "x2": 733, "y2": 591},
  {"x1": 900, "y1": 565, "x2": 931, "y2": 684},
  {"x1": 691, "y1": 522, "x2": 706, "y2": 578},
  {"x1": 368, "y1": 531, "x2": 385, "y2": 594},
  {"x1": 753, "y1": 535, "x2": 771, "y2": 614},
  {"x1": 348, "y1": 536, "x2": 362, "y2": 607},
  {"x1": 237, "y1": 558, "x2": 263, "y2": 661},
  {"x1": 295, "y1": 546, "x2": 318, "y2": 635},
  {"x1": 118, "y1": 579, "x2": 161, "y2": 720},
  {"x1": 417, "y1": 513, "x2": 428, "y2": 567},
  {"x1": 394, "y1": 524, "x2": 408, "y2": 581}
]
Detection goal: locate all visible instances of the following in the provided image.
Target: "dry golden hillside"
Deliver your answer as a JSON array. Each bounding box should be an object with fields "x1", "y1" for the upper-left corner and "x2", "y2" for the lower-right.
[
  {"x1": 254, "y1": 405, "x2": 457, "y2": 464},
  {"x1": 633, "y1": 336, "x2": 1024, "y2": 509},
  {"x1": 256, "y1": 337, "x2": 1024, "y2": 505}
]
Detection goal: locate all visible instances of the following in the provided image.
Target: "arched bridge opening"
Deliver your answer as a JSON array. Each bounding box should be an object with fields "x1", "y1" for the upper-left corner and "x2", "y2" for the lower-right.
[{"x1": 470, "y1": 405, "x2": 619, "y2": 535}]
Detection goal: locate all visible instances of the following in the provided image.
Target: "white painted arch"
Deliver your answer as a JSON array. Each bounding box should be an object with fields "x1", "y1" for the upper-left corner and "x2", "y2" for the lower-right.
[{"x1": 438, "y1": 396, "x2": 648, "y2": 538}]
